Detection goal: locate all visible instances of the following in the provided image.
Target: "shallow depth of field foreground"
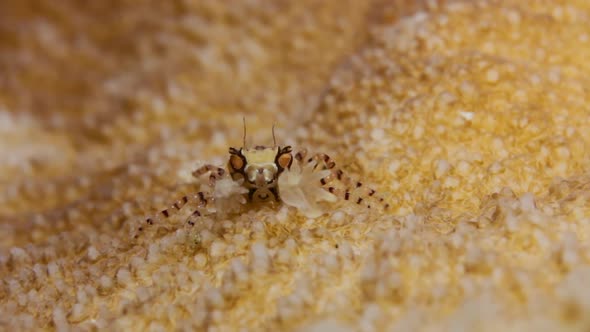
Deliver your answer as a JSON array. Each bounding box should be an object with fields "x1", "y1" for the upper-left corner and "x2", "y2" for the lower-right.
[{"x1": 1, "y1": 1, "x2": 590, "y2": 331}]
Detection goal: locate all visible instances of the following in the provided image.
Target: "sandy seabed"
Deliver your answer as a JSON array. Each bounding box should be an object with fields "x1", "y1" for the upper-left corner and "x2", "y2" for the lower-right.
[{"x1": 1, "y1": 0, "x2": 590, "y2": 331}]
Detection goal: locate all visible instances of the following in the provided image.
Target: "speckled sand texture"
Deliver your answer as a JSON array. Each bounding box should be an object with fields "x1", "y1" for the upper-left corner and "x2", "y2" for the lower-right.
[{"x1": 1, "y1": 0, "x2": 590, "y2": 331}]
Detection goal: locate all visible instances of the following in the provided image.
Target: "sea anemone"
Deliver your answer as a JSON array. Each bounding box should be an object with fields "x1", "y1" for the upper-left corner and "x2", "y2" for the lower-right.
[
  {"x1": 211, "y1": 177, "x2": 249, "y2": 216},
  {"x1": 278, "y1": 160, "x2": 337, "y2": 218}
]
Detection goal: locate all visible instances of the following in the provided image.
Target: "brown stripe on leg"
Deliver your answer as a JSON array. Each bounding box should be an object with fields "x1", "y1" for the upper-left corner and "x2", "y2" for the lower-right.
[
  {"x1": 187, "y1": 210, "x2": 202, "y2": 226},
  {"x1": 193, "y1": 165, "x2": 226, "y2": 187},
  {"x1": 308, "y1": 153, "x2": 337, "y2": 171},
  {"x1": 325, "y1": 167, "x2": 390, "y2": 211},
  {"x1": 197, "y1": 192, "x2": 207, "y2": 205},
  {"x1": 318, "y1": 172, "x2": 337, "y2": 187},
  {"x1": 209, "y1": 174, "x2": 218, "y2": 187},
  {"x1": 192, "y1": 164, "x2": 225, "y2": 178},
  {"x1": 135, "y1": 191, "x2": 210, "y2": 239},
  {"x1": 186, "y1": 192, "x2": 208, "y2": 226},
  {"x1": 295, "y1": 149, "x2": 308, "y2": 162},
  {"x1": 302, "y1": 151, "x2": 391, "y2": 211},
  {"x1": 320, "y1": 186, "x2": 380, "y2": 210},
  {"x1": 328, "y1": 179, "x2": 390, "y2": 211}
]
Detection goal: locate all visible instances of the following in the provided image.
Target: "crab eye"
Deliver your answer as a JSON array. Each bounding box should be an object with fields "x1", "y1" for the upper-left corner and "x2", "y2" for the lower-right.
[
  {"x1": 277, "y1": 153, "x2": 292, "y2": 170},
  {"x1": 229, "y1": 154, "x2": 244, "y2": 170}
]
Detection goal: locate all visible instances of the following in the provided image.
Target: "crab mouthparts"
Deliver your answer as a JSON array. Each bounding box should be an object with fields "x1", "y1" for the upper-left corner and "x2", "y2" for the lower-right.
[{"x1": 255, "y1": 173, "x2": 267, "y2": 186}]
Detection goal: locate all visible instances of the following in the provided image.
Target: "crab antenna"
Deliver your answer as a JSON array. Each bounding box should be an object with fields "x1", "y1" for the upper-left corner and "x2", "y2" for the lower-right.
[
  {"x1": 272, "y1": 122, "x2": 277, "y2": 147},
  {"x1": 242, "y1": 116, "x2": 247, "y2": 148}
]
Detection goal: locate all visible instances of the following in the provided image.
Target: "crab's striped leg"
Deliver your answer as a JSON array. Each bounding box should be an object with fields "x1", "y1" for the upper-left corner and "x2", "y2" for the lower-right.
[
  {"x1": 323, "y1": 185, "x2": 390, "y2": 210},
  {"x1": 134, "y1": 191, "x2": 210, "y2": 239},
  {"x1": 296, "y1": 150, "x2": 390, "y2": 210},
  {"x1": 192, "y1": 164, "x2": 226, "y2": 187}
]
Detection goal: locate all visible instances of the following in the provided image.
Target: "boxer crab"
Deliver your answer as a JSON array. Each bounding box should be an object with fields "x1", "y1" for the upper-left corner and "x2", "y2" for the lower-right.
[{"x1": 133, "y1": 125, "x2": 388, "y2": 239}]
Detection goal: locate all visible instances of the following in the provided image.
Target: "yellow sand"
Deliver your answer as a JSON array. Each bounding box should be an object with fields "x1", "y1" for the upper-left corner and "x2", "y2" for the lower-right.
[{"x1": 1, "y1": 0, "x2": 590, "y2": 331}]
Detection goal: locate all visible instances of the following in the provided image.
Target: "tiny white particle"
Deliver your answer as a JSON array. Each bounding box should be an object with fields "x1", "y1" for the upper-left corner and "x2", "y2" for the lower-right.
[
  {"x1": 519, "y1": 193, "x2": 536, "y2": 212},
  {"x1": 486, "y1": 69, "x2": 500, "y2": 83},
  {"x1": 116, "y1": 268, "x2": 132, "y2": 285},
  {"x1": 413, "y1": 126, "x2": 424, "y2": 139},
  {"x1": 47, "y1": 262, "x2": 61, "y2": 278},
  {"x1": 434, "y1": 159, "x2": 450, "y2": 178},
  {"x1": 370, "y1": 128, "x2": 385, "y2": 140},
  {"x1": 99, "y1": 275, "x2": 113, "y2": 289},
  {"x1": 458, "y1": 111, "x2": 474, "y2": 121},
  {"x1": 87, "y1": 246, "x2": 100, "y2": 261},
  {"x1": 331, "y1": 211, "x2": 345, "y2": 223}
]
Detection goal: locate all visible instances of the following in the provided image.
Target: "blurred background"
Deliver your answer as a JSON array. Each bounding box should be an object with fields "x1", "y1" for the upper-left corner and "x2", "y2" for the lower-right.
[{"x1": 0, "y1": 0, "x2": 382, "y2": 181}]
